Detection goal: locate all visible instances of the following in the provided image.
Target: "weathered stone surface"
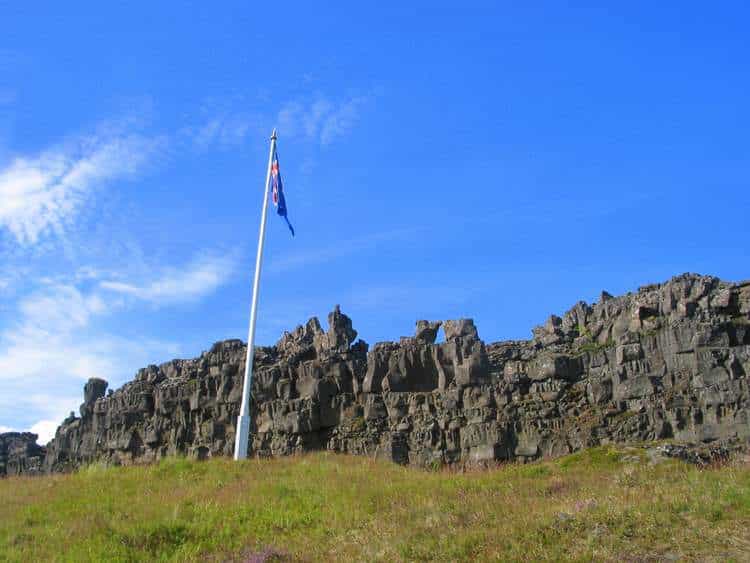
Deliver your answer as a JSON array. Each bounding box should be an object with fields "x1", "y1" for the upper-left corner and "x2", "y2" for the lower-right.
[
  {"x1": 81, "y1": 378, "x2": 108, "y2": 417},
  {"x1": 415, "y1": 320, "x2": 442, "y2": 344},
  {"x1": 0, "y1": 433, "x2": 45, "y2": 476},
  {"x1": 5, "y1": 272, "x2": 750, "y2": 474}
]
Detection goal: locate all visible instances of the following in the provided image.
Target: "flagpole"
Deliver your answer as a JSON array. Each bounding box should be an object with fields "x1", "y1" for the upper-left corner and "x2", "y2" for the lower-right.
[{"x1": 234, "y1": 128, "x2": 277, "y2": 460}]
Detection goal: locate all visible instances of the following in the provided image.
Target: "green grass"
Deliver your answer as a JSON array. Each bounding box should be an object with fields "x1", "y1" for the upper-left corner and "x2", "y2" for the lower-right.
[
  {"x1": 575, "y1": 339, "x2": 615, "y2": 356},
  {"x1": 2, "y1": 446, "x2": 750, "y2": 561}
]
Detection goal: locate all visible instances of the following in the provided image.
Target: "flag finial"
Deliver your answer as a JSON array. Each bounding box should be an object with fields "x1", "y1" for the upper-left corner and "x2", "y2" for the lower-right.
[{"x1": 271, "y1": 128, "x2": 277, "y2": 140}]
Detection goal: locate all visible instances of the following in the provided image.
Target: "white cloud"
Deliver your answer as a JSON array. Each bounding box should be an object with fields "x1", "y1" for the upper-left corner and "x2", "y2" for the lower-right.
[
  {"x1": 303, "y1": 99, "x2": 333, "y2": 139},
  {"x1": 193, "y1": 119, "x2": 223, "y2": 147},
  {"x1": 0, "y1": 284, "x2": 121, "y2": 383},
  {"x1": 0, "y1": 112, "x2": 248, "y2": 435},
  {"x1": 0, "y1": 280, "x2": 179, "y2": 434},
  {"x1": 0, "y1": 285, "x2": 120, "y2": 432},
  {"x1": 30, "y1": 420, "x2": 59, "y2": 445},
  {"x1": 18, "y1": 284, "x2": 108, "y2": 332},
  {"x1": 277, "y1": 101, "x2": 302, "y2": 137},
  {"x1": 277, "y1": 95, "x2": 369, "y2": 146},
  {"x1": 319, "y1": 96, "x2": 368, "y2": 145},
  {"x1": 179, "y1": 92, "x2": 369, "y2": 151},
  {"x1": 0, "y1": 419, "x2": 74, "y2": 445},
  {"x1": 0, "y1": 246, "x2": 235, "y2": 433},
  {"x1": 0, "y1": 130, "x2": 162, "y2": 246},
  {"x1": 99, "y1": 253, "x2": 237, "y2": 305},
  {"x1": 182, "y1": 111, "x2": 258, "y2": 150}
]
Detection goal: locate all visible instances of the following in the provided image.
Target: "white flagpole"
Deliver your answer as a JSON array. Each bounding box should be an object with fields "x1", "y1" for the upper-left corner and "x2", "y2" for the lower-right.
[{"x1": 234, "y1": 128, "x2": 277, "y2": 460}]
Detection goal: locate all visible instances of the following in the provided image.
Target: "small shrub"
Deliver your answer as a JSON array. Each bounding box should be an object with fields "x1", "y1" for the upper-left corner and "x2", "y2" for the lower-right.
[
  {"x1": 349, "y1": 416, "x2": 366, "y2": 432},
  {"x1": 575, "y1": 339, "x2": 615, "y2": 356},
  {"x1": 427, "y1": 459, "x2": 443, "y2": 472}
]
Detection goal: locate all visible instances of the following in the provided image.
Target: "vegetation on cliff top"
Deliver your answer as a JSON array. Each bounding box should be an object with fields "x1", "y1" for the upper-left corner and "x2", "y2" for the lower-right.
[{"x1": 1, "y1": 447, "x2": 750, "y2": 562}]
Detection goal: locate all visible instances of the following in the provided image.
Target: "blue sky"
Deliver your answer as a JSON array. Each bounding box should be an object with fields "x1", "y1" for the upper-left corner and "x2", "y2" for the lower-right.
[{"x1": 1, "y1": 2, "x2": 748, "y2": 441}]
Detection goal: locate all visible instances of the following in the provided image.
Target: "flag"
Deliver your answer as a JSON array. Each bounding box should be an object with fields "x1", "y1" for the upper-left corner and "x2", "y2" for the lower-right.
[{"x1": 270, "y1": 147, "x2": 294, "y2": 236}]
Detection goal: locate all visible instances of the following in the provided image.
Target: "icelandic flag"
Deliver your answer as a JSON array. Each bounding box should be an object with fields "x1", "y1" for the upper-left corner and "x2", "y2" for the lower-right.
[{"x1": 270, "y1": 147, "x2": 294, "y2": 236}]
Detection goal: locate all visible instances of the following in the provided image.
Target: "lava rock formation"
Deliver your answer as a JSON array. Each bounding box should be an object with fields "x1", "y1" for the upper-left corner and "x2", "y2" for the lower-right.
[{"x1": 3, "y1": 273, "x2": 750, "y2": 474}]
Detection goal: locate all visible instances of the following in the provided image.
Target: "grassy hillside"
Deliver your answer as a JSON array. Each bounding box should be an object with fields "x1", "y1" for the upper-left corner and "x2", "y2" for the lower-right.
[{"x1": 1, "y1": 447, "x2": 750, "y2": 562}]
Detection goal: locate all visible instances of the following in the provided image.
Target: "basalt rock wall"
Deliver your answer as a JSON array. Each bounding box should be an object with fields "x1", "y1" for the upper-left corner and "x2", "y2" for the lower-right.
[
  {"x1": 0, "y1": 433, "x2": 45, "y2": 476},
  {"x1": 5, "y1": 273, "x2": 750, "y2": 473}
]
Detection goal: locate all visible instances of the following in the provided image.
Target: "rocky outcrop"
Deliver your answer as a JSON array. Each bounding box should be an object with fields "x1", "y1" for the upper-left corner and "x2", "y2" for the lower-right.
[
  {"x1": 0, "y1": 433, "x2": 45, "y2": 476},
  {"x1": 5, "y1": 273, "x2": 750, "y2": 473}
]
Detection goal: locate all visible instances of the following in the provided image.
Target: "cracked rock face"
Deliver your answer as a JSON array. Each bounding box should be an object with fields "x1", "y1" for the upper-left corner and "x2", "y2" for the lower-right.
[
  {"x1": 4, "y1": 273, "x2": 750, "y2": 473},
  {"x1": 0, "y1": 433, "x2": 45, "y2": 476}
]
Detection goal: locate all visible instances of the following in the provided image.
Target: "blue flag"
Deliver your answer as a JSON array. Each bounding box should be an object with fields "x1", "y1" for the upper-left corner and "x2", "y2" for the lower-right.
[{"x1": 270, "y1": 148, "x2": 294, "y2": 236}]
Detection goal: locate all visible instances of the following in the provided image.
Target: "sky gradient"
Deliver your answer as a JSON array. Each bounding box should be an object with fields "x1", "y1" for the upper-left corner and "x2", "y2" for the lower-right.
[{"x1": 1, "y1": 2, "x2": 749, "y2": 442}]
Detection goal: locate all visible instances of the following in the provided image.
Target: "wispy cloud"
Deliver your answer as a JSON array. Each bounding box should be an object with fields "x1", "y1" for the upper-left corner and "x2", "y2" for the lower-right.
[
  {"x1": 277, "y1": 94, "x2": 370, "y2": 146},
  {"x1": 0, "y1": 280, "x2": 180, "y2": 441},
  {"x1": 99, "y1": 253, "x2": 238, "y2": 305},
  {"x1": 320, "y1": 96, "x2": 368, "y2": 145},
  {"x1": 177, "y1": 92, "x2": 370, "y2": 151},
  {"x1": 267, "y1": 228, "x2": 415, "y2": 275},
  {"x1": 0, "y1": 128, "x2": 163, "y2": 246},
  {"x1": 0, "y1": 284, "x2": 121, "y2": 383},
  {"x1": 176, "y1": 93, "x2": 266, "y2": 150},
  {"x1": 0, "y1": 249, "x2": 235, "y2": 439},
  {"x1": 183, "y1": 113, "x2": 259, "y2": 150}
]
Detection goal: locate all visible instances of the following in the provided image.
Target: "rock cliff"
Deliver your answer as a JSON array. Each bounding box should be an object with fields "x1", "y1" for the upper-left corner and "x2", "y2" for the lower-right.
[
  {"x1": 3, "y1": 273, "x2": 750, "y2": 474},
  {"x1": 0, "y1": 433, "x2": 45, "y2": 476}
]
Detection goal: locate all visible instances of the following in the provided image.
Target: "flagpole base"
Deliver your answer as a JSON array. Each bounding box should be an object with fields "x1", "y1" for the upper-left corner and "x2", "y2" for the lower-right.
[{"x1": 233, "y1": 414, "x2": 251, "y2": 460}]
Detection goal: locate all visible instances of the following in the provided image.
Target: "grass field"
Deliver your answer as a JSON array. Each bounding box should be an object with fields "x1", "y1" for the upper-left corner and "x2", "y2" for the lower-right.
[{"x1": 1, "y1": 446, "x2": 750, "y2": 562}]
